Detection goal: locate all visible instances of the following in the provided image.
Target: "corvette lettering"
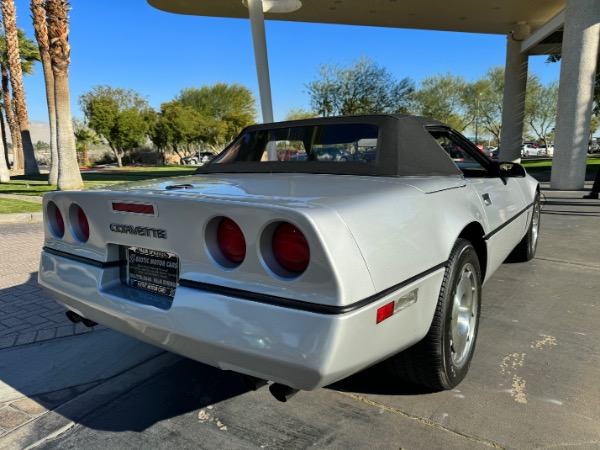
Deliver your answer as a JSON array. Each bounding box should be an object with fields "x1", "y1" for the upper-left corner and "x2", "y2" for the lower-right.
[{"x1": 110, "y1": 223, "x2": 167, "y2": 239}]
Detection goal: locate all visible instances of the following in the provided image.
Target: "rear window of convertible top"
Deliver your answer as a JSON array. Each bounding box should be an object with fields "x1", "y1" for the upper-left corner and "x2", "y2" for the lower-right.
[{"x1": 212, "y1": 124, "x2": 378, "y2": 164}]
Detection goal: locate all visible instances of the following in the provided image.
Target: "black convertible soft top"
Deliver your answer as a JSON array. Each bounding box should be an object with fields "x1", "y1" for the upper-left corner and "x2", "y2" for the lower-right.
[{"x1": 195, "y1": 114, "x2": 464, "y2": 177}]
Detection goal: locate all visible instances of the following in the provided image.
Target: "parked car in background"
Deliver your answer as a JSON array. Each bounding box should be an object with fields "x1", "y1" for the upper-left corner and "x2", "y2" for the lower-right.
[
  {"x1": 588, "y1": 141, "x2": 600, "y2": 154},
  {"x1": 538, "y1": 143, "x2": 554, "y2": 157},
  {"x1": 483, "y1": 146, "x2": 497, "y2": 157},
  {"x1": 313, "y1": 146, "x2": 352, "y2": 161},
  {"x1": 181, "y1": 151, "x2": 218, "y2": 165},
  {"x1": 522, "y1": 143, "x2": 544, "y2": 157},
  {"x1": 277, "y1": 148, "x2": 303, "y2": 161},
  {"x1": 39, "y1": 114, "x2": 540, "y2": 400}
]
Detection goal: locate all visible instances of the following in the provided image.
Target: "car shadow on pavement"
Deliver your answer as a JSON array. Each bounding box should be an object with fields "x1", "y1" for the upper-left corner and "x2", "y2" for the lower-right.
[
  {"x1": 539, "y1": 199, "x2": 600, "y2": 217},
  {"x1": 327, "y1": 362, "x2": 435, "y2": 396},
  {"x1": 72, "y1": 358, "x2": 248, "y2": 433}
]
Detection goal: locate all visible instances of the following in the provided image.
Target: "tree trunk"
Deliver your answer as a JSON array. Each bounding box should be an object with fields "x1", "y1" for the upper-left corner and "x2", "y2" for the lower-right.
[
  {"x1": 113, "y1": 148, "x2": 123, "y2": 167},
  {"x1": 46, "y1": 0, "x2": 82, "y2": 190},
  {"x1": 83, "y1": 143, "x2": 90, "y2": 166},
  {"x1": 31, "y1": 0, "x2": 58, "y2": 185},
  {"x1": 0, "y1": 110, "x2": 10, "y2": 169},
  {"x1": 1, "y1": 65, "x2": 22, "y2": 171},
  {"x1": 54, "y1": 73, "x2": 82, "y2": 189},
  {"x1": 0, "y1": 131, "x2": 9, "y2": 182},
  {"x1": 1, "y1": 0, "x2": 40, "y2": 175}
]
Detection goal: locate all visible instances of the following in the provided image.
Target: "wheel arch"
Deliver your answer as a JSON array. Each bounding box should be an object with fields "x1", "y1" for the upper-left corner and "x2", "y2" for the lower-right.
[{"x1": 457, "y1": 222, "x2": 487, "y2": 281}]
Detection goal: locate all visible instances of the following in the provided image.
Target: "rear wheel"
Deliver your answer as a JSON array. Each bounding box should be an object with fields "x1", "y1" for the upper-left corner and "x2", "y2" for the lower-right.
[
  {"x1": 506, "y1": 192, "x2": 540, "y2": 262},
  {"x1": 387, "y1": 239, "x2": 482, "y2": 390}
]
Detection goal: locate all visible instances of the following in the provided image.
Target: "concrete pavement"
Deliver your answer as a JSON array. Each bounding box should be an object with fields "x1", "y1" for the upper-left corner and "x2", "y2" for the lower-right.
[
  {"x1": 0, "y1": 222, "x2": 174, "y2": 445},
  {"x1": 0, "y1": 178, "x2": 599, "y2": 449}
]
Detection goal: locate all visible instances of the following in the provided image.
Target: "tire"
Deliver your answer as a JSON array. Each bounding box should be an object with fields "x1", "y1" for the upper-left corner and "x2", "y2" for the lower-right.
[
  {"x1": 506, "y1": 192, "x2": 540, "y2": 262},
  {"x1": 387, "y1": 239, "x2": 482, "y2": 390}
]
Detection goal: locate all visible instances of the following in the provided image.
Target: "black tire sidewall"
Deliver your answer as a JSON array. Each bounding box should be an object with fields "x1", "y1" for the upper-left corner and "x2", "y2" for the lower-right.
[
  {"x1": 527, "y1": 194, "x2": 541, "y2": 258},
  {"x1": 440, "y1": 240, "x2": 482, "y2": 388}
]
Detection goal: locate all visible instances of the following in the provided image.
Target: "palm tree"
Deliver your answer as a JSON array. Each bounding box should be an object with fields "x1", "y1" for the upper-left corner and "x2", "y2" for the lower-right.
[
  {"x1": 1, "y1": 0, "x2": 40, "y2": 175},
  {"x1": 46, "y1": 0, "x2": 82, "y2": 189},
  {"x1": 1, "y1": 65, "x2": 21, "y2": 169},
  {"x1": 31, "y1": 0, "x2": 57, "y2": 185},
  {"x1": 73, "y1": 118, "x2": 101, "y2": 166},
  {"x1": 0, "y1": 28, "x2": 39, "y2": 172},
  {"x1": 0, "y1": 105, "x2": 10, "y2": 170},
  {"x1": 0, "y1": 125, "x2": 9, "y2": 182}
]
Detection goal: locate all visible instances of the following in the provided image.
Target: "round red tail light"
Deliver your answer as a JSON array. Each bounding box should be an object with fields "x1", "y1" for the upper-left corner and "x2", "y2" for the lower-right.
[
  {"x1": 48, "y1": 201, "x2": 65, "y2": 238},
  {"x1": 77, "y1": 207, "x2": 90, "y2": 242},
  {"x1": 273, "y1": 222, "x2": 310, "y2": 273},
  {"x1": 217, "y1": 218, "x2": 246, "y2": 264}
]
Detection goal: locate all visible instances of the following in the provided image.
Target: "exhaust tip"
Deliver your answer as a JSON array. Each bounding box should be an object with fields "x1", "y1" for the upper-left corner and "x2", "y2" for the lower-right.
[
  {"x1": 241, "y1": 375, "x2": 268, "y2": 391},
  {"x1": 65, "y1": 311, "x2": 97, "y2": 327},
  {"x1": 269, "y1": 383, "x2": 299, "y2": 402},
  {"x1": 81, "y1": 318, "x2": 97, "y2": 328},
  {"x1": 65, "y1": 311, "x2": 82, "y2": 324}
]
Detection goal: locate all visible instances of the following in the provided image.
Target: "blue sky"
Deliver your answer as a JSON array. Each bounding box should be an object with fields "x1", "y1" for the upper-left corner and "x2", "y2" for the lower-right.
[{"x1": 15, "y1": 0, "x2": 561, "y2": 124}]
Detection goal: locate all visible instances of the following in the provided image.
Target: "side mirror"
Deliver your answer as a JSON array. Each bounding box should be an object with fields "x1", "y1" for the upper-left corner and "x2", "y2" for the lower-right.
[{"x1": 491, "y1": 161, "x2": 526, "y2": 178}]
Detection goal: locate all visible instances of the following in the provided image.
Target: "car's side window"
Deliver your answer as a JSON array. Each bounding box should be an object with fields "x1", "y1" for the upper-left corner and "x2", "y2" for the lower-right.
[{"x1": 429, "y1": 132, "x2": 488, "y2": 176}]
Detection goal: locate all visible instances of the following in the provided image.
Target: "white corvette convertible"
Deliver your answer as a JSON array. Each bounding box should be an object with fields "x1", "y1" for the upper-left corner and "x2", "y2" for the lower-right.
[{"x1": 39, "y1": 115, "x2": 540, "y2": 401}]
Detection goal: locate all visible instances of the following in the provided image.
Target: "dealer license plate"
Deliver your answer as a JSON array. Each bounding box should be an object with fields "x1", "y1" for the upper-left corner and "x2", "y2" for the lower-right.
[{"x1": 126, "y1": 247, "x2": 179, "y2": 298}]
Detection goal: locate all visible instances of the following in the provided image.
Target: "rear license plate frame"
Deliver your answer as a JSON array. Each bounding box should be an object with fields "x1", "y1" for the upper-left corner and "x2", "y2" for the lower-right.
[{"x1": 126, "y1": 247, "x2": 179, "y2": 298}]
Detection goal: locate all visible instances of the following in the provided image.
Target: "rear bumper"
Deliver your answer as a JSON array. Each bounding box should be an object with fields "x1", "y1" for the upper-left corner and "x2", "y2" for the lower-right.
[{"x1": 39, "y1": 250, "x2": 444, "y2": 390}]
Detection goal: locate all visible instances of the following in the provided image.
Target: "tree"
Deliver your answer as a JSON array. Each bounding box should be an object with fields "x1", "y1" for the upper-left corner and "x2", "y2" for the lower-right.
[
  {"x1": 284, "y1": 107, "x2": 317, "y2": 121},
  {"x1": 0, "y1": 27, "x2": 40, "y2": 172},
  {"x1": 411, "y1": 73, "x2": 468, "y2": 131},
  {"x1": 31, "y1": 0, "x2": 58, "y2": 185},
  {"x1": 462, "y1": 67, "x2": 505, "y2": 144},
  {"x1": 73, "y1": 118, "x2": 101, "y2": 166},
  {"x1": 0, "y1": 108, "x2": 10, "y2": 171},
  {"x1": 1, "y1": 0, "x2": 40, "y2": 175},
  {"x1": 46, "y1": 0, "x2": 82, "y2": 189},
  {"x1": 307, "y1": 56, "x2": 414, "y2": 116},
  {"x1": 1, "y1": 63, "x2": 21, "y2": 169},
  {"x1": 79, "y1": 85, "x2": 151, "y2": 167},
  {"x1": 0, "y1": 129, "x2": 8, "y2": 182},
  {"x1": 176, "y1": 83, "x2": 257, "y2": 147},
  {"x1": 525, "y1": 80, "x2": 559, "y2": 148},
  {"x1": 156, "y1": 101, "x2": 206, "y2": 159}
]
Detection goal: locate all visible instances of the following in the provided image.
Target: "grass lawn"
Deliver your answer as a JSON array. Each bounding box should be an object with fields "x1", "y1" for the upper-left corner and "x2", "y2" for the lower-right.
[
  {"x1": 521, "y1": 156, "x2": 600, "y2": 172},
  {"x1": 0, "y1": 198, "x2": 44, "y2": 214},
  {"x1": 0, "y1": 165, "x2": 196, "y2": 214}
]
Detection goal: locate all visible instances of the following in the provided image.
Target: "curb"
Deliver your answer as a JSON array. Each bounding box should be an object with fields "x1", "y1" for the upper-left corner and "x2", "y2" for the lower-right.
[
  {"x1": 0, "y1": 212, "x2": 43, "y2": 224},
  {"x1": 0, "y1": 351, "x2": 182, "y2": 449}
]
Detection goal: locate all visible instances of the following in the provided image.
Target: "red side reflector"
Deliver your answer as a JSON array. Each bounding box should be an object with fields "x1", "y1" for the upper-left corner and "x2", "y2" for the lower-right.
[
  {"x1": 376, "y1": 302, "x2": 394, "y2": 324},
  {"x1": 112, "y1": 202, "x2": 155, "y2": 215}
]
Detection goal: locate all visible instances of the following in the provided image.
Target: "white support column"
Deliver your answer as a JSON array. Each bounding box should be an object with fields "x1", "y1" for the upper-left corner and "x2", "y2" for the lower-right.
[
  {"x1": 247, "y1": 0, "x2": 274, "y2": 125},
  {"x1": 499, "y1": 23, "x2": 530, "y2": 162},
  {"x1": 550, "y1": 0, "x2": 600, "y2": 190}
]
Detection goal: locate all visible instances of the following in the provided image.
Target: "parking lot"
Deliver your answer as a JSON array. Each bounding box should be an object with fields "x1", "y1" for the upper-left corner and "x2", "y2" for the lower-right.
[{"x1": 1, "y1": 181, "x2": 599, "y2": 449}]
